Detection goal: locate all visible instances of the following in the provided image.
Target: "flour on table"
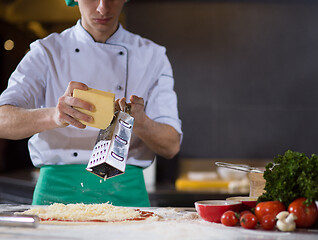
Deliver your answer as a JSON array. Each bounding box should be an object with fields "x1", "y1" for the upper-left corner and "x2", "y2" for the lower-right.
[{"x1": 153, "y1": 208, "x2": 200, "y2": 221}]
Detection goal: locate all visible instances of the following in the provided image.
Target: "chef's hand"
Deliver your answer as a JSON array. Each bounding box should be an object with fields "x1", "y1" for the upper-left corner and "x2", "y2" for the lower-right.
[
  {"x1": 115, "y1": 95, "x2": 147, "y2": 129},
  {"x1": 115, "y1": 95, "x2": 180, "y2": 159},
  {"x1": 54, "y1": 81, "x2": 94, "y2": 129}
]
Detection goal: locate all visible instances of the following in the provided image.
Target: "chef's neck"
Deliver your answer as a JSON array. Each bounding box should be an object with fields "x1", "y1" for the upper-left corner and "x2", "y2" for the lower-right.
[{"x1": 80, "y1": 19, "x2": 119, "y2": 43}]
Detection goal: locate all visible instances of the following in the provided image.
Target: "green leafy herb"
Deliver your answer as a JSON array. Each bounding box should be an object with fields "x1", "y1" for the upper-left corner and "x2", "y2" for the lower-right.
[{"x1": 258, "y1": 150, "x2": 318, "y2": 206}]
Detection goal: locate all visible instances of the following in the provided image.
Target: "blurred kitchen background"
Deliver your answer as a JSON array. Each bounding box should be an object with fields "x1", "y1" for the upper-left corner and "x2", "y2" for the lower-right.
[{"x1": 1, "y1": 0, "x2": 318, "y2": 206}]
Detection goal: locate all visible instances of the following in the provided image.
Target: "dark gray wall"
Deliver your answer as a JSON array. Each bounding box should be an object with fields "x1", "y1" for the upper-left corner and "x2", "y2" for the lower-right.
[
  {"x1": 0, "y1": 20, "x2": 35, "y2": 172},
  {"x1": 126, "y1": 0, "x2": 318, "y2": 159}
]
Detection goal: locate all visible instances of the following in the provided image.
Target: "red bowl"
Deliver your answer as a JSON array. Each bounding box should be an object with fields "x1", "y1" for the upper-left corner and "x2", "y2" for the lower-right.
[
  {"x1": 226, "y1": 197, "x2": 257, "y2": 210},
  {"x1": 195, "y1": 200, "x2": 242, "y2": 223}
]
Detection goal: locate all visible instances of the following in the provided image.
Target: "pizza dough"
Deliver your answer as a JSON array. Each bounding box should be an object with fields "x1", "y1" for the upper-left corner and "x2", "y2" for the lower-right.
[{"x1": 20, "y1": 203, "x2": 151, "y2": 222}]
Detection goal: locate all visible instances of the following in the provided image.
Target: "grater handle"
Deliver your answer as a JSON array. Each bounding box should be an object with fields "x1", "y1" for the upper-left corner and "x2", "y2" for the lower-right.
[{"x1": 124, "y1": 103, "x2": 131, "y2": 114}]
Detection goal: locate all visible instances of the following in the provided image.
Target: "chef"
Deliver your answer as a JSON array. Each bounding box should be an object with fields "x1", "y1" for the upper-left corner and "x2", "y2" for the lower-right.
[{"x1": 0, "y1": 0, "x2": 182, "y2": 207}]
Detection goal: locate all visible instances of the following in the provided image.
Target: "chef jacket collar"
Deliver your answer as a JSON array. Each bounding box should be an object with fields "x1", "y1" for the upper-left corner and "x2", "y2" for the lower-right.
[{"x1": 74, "y1": 20, "x2": 124, "y2": 45}]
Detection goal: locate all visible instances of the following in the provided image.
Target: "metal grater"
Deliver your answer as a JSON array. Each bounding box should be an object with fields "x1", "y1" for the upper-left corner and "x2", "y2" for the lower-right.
[{"x1": 86, "y1": 108, "x2": 134, "y2": 180}]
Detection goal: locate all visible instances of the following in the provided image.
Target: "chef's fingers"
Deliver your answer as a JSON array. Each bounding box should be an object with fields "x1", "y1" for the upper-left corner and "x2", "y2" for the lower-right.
[
  {"x1": 56, "y1": 95, "x2": 93, "y2": 128},
  {"x1": 118, "y1": 97, "x2": 127, "y2": 111},
  {"x1": 129, "y1": 95, "x2": 145, "y2": 116},
  {"x1": 115, "y1": 96, "x2": 143, "y2": 113},
  {"x1": 130, "y1": 95, "x2": 144, "y2": 107},
  {"x1": 59, "y1": 94, "x2": 94, "y2": 112},
  {"x1": 61, "y1": 82, "x2": 94, "y2": 111},
  {"x1": 127, "y1": 96, "x2": 146, "y2": 128},
  {"x1": 64, "y1": 81, "x2": 89, "y2": 97},
  {"x1": 57, "y1": 103, "x2": 92, "y2": 129},
  {"x1": 56, "y1": 110, "x2": 87, "y2": 129},
  {"x1": 114, "y1": 99, "x2": 120, "y2": 111},
  {"x1": 114, "y1": 98, "x2": 127, "y2": 111},
  {"x1": 129, "y1": 95, "x2": 145, "y2": 113}
]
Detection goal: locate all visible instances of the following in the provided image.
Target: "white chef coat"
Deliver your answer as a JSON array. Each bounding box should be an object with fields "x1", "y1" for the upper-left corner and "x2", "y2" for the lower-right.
[{"x1": 0, "y1": 20, "x2": 182, "y2": 168}]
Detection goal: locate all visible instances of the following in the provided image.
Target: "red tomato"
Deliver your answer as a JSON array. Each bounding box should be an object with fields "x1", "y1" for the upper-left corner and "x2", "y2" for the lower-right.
[
  {"x1": 240, "y1": 213, "x2": 257, "y2": 229},
  {"x1": 221, "y1": 210, "x2": 239, "y2": 227},
  {"x1": 240, "y1": 210, "x2": 252, "y2": 217},
  {"x1": 260, "y1": 214, "x2": 276, "y2": 230},
  {"x1": 255, "y1": 201, "x2": 286, "y2": 222},
  {"x1": 288, "y1": 197, "x2": 318, "y2": 228}
]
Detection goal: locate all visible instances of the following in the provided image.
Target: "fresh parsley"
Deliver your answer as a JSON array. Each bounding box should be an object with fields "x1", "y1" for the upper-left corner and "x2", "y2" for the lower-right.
[{"x1": 258, "y1": 150, "x2": 318, "y2": 206}]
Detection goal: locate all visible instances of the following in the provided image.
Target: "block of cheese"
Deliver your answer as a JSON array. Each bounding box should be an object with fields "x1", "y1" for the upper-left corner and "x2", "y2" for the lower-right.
[{"x1": 73, "y1": 88, "x2": 115, "y2": 129}]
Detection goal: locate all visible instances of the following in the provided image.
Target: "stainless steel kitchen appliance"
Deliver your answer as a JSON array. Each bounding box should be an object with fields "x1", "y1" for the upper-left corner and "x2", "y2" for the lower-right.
[{"x1": 86, "y1": 108, "x2": 134, "y2": 180}]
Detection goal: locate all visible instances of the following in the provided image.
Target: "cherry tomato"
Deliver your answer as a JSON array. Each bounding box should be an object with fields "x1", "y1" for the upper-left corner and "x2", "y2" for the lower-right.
[
  {"x1": 288, "y1": 197, "x2": 318, "y2": 228},
  {"x1": 221, "y1": 210, "x2": 239, "y2": 226},
  {"x1": 240, "y1": 213, "x2": 257, "y2": 229},
  {"x1": 260, "y1": 214, "x2": 276, "y2": 230},
  {"x1": 240, "y1": 210, "x2": 252, "y2": 217},
  {"x1": 255, "y1": 201, "x2": 285, "y2": 222}
]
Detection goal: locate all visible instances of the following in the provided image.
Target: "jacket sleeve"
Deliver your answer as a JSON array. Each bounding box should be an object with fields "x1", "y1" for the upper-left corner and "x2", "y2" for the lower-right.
[
  {"x1": 0, "y1": 40, "x2": 47, "y2": 109},
  {"x1": 144, "y1": 48, "x2": 183, "y2": 137}
]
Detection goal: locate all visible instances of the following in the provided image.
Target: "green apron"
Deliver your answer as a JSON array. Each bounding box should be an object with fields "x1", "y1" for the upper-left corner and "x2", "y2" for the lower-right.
[{"x1": 32, "y1": 164, "x2": 150, "y2": 207}]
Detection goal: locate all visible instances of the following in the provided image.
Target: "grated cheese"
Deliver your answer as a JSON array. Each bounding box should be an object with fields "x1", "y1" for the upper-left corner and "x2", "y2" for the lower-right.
[{"x1": 21, "y1": 203, "x2": 142, "y2": 222}]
